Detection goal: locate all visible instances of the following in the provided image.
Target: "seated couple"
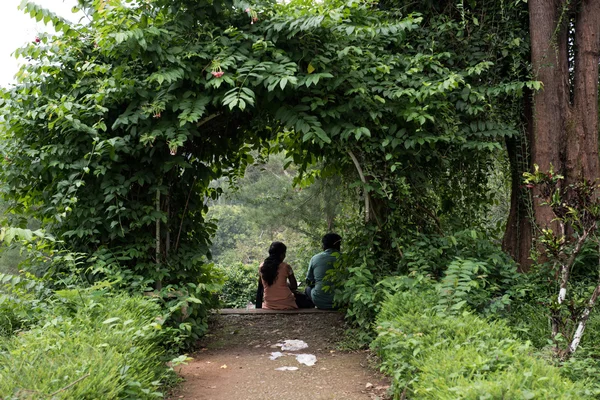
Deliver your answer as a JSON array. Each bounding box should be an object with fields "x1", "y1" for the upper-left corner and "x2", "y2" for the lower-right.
[{"x1": 256, "y1": 233, "x2": 342, "y2": 310}]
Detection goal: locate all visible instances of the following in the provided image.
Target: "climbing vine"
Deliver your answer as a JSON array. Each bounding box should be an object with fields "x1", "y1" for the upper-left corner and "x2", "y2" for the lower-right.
[{"x1": 0, "y1": 0, "x2": 531, "y2": 336}]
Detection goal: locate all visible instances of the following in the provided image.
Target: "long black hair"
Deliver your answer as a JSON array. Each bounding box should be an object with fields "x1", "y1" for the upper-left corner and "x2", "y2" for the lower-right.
[{"x1": 260, "y1": 241, "x2": 287, "y2": 287}]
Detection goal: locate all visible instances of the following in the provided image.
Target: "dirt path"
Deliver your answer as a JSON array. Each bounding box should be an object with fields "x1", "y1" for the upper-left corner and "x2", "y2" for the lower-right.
[{"x1": 169, "y1": 313, "x2": 390, "y2": 400}]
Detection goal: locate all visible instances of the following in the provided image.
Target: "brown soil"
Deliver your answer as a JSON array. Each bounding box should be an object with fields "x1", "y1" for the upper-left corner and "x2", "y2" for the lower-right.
[{"x1": 169, "y1": 313, "x2": 390, "y2": 400}]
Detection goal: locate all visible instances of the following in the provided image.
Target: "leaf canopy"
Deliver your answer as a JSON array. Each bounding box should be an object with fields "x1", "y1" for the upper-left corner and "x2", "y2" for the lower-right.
[{"x1": 0, "y1": 0, "x2": 527, "y2": 291}]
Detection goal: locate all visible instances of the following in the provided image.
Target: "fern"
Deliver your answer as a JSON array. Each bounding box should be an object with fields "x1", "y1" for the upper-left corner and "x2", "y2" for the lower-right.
[
  {"x1": 178, "y1": 97, "x2": 210, "y2": 126},
  {"x1": 435, "y1": 257, "x2": 489, "y2": 314},
  {"x1": 148, "y1": 68, "x2": 185, "y2": 86}
]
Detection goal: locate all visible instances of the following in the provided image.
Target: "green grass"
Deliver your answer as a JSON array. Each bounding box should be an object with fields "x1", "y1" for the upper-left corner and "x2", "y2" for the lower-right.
[
  {"x1": 0, "y1": 288, "x2": 177, "y2": 399},
  {"x1": 372, "y1": 289, "x2": 590, "y2": 399}
]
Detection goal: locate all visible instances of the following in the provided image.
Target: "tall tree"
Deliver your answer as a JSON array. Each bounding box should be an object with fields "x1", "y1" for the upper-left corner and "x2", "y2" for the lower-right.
[{"x1": 506, "y1": 0, "x2": 600, "y2": 268}]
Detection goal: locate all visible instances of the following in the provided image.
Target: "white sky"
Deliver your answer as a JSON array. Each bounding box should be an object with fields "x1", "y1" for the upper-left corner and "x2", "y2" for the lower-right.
[{"x1": 0, "y1": 0, "x2": 78, "y2": 87}]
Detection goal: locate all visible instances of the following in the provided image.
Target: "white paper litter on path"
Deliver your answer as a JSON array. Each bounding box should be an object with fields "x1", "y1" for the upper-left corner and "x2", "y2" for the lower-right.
[
  {"x1": 269, "y1": 352, "x2": 284, "y2": 360},
  {"x1": 295, "y1": 354, "x2": 317, "y2": 366},
  {"x1": 275, "y1": 366, "x2": 299, "y2": 371},
  {"x1": 277, "y1": 340, "x2": 308, "y2": 351}
]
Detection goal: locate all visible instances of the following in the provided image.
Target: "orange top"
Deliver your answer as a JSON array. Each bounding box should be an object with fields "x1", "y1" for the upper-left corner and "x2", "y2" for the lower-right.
[{"x1": 260, "y1": 262, "x2": 298, "y2": 310}]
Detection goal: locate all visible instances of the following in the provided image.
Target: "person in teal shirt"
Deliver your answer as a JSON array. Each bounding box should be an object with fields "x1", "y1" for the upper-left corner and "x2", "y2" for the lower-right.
[{"x1": 305, "y1": 233, "x2": 342, "y2": 309}]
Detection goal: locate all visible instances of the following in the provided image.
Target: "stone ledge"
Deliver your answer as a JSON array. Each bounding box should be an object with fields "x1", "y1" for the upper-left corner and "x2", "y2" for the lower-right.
[{"x1": 216, "y1": 308, "x2": 337, "y2": 315}]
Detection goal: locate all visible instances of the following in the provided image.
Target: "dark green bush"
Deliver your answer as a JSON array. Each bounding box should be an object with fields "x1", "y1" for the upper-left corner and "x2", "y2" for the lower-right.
[
  {"x1": 331, "y1": 229, "x2": 519, "y2": 337},
  {"x1": 434, "y1": 256, "x2": 520, "y2": 316},
  {"x1": 0, "y1": 288, "x2": 177, "y2": 399},
  {"x1": 372, "y1": 286, "x2": 589, "y2": 399},
  {"x1": 2, "y1": 226, "x2": 222, "y2": 353},
  {"x1": 400, "y1": 230, "x2": 518, "y2": 282},
  {"x1": 0, "y1": 298, "x2": 28, "y2": 337}
]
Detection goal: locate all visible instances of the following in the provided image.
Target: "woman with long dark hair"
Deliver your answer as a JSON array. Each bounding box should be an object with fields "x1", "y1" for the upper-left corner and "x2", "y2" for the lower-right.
[{"x1": 258, "y1": 241, "x2": 298, "y2": 310}]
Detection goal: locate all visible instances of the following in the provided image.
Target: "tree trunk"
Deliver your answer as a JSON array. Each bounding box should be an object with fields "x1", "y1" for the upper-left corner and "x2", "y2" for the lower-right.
[
  {"x1": 348, "y1": 150, "x2": 374, "y2": 224},
  {"x1": 503, "y1": 93, "x2": 534, "y2": 271},
  {"x1": 504, "y1": 0, "x2": 600, "y2": 266},
  {"x1": 155, "y1": 189, "x2": 162, "y2": 290},
  {"x1": 567, "y1": 0, "x2": 600, "y2": 183},
  {"x1": 528, "y1": 0, "x2": 569, "y2": 222}
]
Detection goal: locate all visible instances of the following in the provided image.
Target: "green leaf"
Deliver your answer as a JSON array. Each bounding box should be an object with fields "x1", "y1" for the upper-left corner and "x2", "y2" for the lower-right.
[
  {"x1": 186, "y1": 296, "x2": 203, "y2": 304},
  {"x1": 280, "y1": 78, "x2": 288, "y2": 91},
  {"x1": 521, "y1": 391, "x2": 535, "y2": 400},
  {"x1": 313, "y1": 127, "x2": 331, "y2": 144}
]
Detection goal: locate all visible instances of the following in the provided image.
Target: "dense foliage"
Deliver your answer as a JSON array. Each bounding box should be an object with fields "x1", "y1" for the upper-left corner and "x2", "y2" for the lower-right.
[
  {"x1": 0, "y1": 275, "x2": 182, "y2": 399},
  {"x1": 2, "y1": 0, "x2": 600, "y2": 397},
  {"x1": 0, "y1": 0, "x2": 521, "y2": 347},
  {"x1": 327, "y1": 228, "x2": 520, "y2": 342},
  {"x1": 0, "y1": 0, "x2": 526, "y2": 287},
  {"x1": 373, "y1": 283, "x2": 590, "y2": 399},
  {"x1": 314, "y1": 0, "x2": 532, "y2": 339}
]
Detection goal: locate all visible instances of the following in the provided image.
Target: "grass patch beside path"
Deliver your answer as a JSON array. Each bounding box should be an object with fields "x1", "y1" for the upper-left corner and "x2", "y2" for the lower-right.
[
  {"x1": 0, "y1": 288, "x2": 178, "y2": 399},
  {"x1": 372, "y1": 289, "x2": 589, "y2": 399}
]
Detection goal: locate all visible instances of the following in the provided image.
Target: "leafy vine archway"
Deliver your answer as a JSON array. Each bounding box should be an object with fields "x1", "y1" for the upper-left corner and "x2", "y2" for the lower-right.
[{"x1": 1, "y1": 0, "x2": 528, "y2": 338}]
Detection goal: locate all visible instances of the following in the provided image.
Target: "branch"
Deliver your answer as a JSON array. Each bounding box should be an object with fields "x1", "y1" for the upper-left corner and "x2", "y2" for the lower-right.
[
  {"x1": 197, "y1": 113, "x2": 221, "y2": 128},
  {"x1": 175, "y1": 178, "x2": 197, "y2": 252},
  {"x1": 415, "y1": 203, "x2": 444, "y2": 236},
  {"x1": 347, "y1": 150, "x2": 370, "y2": 223},
  {"x1": 558, "y1": 228, "x2": 590, "y2": 304},
  {"x1": 569, "y1": 283, "x2": 600, "y2": 354},
  {"x1": 568, "y1": 233, "x2": 600, "y2": 354}
]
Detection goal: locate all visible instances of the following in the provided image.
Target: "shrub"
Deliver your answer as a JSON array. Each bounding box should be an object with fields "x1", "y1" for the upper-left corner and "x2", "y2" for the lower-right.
[
  {"x1": 0, "y1": 298, "x2": 29, "y2": 337},
  {"x1": 559, "y1": 312, "x2": 600, "y2": 395},
  {"x1": 0, "y1": 288, "x2": 177, "y2": 399},
  {"x1": 87, "y1": 249, "x2": 223, "y2": 352},
  {"x1": 0, "y1": 246, "x2": 23, "y2": 275},
  {"x1": 0, "y1": 272, "x2": 52, "y2": 337},
  {"x1": 330, "y1": 229, "x2": 519, "y2": 338},
  {"x1": 2, "y1": 227, "x2": 222, "y2": 353},
  {"x1": 561, "y1": 344, "x2": 600, "y2": 397},
  {"x1": 400, "y1": 230, "x2": 519, "y2": 283},
  {"x1": 218, "y1": 262, "x2": 259, "y2": 308},
  {"x1": 504, "y1": 299, "x2": 551, "y2": 349},
  {"x1": 328, "y1": 224, "x2": 398, "y2": 339},
  {"x1": 372, "y1": 288, "x2": 589, "y2": 399},
  {"x1": 435, "y1": 256, "x2": 519, "y2": 316},
  {"x1": 505, "y1": 290, "x2": 600, "y2": 396}
]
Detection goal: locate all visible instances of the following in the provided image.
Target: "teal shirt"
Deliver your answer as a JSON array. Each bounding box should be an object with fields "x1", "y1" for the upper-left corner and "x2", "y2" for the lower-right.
[{"x1": 306, "y1": 249, "x2": 338, "y2": 309}]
